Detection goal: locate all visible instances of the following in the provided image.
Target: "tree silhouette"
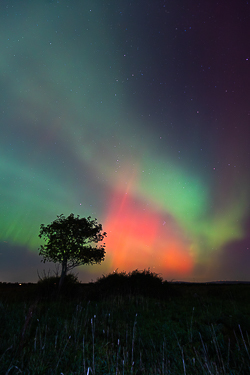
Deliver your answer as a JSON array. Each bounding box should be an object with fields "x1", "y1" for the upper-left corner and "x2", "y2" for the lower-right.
[{"x1": 38, "y1": 213, "x2": 106, "y2": 290}]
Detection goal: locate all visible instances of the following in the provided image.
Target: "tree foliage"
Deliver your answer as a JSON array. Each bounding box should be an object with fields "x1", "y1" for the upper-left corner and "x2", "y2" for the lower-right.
[{"x1": 38, "y1": 214, "x2": 107, "y2": 288}]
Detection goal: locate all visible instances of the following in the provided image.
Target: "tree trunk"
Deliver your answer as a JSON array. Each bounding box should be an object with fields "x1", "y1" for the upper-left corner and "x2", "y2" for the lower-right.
[{"x1": 58, "y1": 257, "x2": 67, "y2": 292}]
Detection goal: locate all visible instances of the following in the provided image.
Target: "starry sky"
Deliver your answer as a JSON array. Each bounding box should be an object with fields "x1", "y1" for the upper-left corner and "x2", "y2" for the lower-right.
[{"x1": 1, "y1": 0, "x2": 250, "y2": 283}]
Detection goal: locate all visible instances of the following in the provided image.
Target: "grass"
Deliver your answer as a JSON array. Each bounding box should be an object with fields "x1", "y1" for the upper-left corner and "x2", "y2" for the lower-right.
[{"x1": 0, "y1": 271, "x2": 250, "y2": 374}]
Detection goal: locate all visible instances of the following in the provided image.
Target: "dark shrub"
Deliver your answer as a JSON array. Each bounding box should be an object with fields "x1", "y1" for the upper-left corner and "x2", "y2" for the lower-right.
[
  {"x1": 128, "y1": 269, "x2": 163, "y2": 297},
  {"x1": 37, "y1": 273, "x2": 79, "y2": 299},
  {"x1": 95, "y1": 270, "x2": 130, "y2": 297},
  {"x1": 95, "y1": 269, "x2": 164, "y2": 298}
]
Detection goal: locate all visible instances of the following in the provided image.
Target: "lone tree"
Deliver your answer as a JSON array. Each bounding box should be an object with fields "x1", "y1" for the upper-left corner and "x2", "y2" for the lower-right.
[{"x1": 38, "y1": 213, "x2": 107, "y2": 290}]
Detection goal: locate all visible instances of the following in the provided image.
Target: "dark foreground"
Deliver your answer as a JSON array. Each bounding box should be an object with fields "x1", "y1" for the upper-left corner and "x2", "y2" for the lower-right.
[{"x1": 0, "y1": 281, "x2": 250, "y2": 374}]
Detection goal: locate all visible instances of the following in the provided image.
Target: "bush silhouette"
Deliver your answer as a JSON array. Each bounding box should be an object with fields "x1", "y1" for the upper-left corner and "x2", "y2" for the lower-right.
[
  {"x1": 37, "y1": 273, "x2": 79, "y2": 299},
  {"x1": 128, "y1": 269, "x2": 163, "y2": 296},
  {"x1": 95, "y1": 270, "x2": 130, "y2": 296},
  {"x1": 95, "y1": 269, "x2": 163, "y2": 298}
]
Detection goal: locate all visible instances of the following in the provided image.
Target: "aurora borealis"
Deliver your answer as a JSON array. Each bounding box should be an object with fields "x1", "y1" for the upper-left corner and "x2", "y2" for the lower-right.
[{"x1": 1, "y1": 0, "x2": 250, "y2": 283}]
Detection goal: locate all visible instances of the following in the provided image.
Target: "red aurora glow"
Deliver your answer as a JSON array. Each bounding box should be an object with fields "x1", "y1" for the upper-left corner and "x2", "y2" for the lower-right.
[{"x1": 104, "y1": 190, "x2": 194, "y2": 276}]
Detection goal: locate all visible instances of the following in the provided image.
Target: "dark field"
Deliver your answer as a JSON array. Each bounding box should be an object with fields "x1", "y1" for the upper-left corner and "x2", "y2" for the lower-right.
[{"x1": 1, "y1": 274, "x2": 250, "y2": 374}]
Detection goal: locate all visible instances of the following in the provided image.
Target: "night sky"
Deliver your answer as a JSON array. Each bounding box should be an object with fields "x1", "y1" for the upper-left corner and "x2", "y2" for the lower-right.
[{"x1": 1, "y1": 0, "x2": 250, "y2": 283}]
